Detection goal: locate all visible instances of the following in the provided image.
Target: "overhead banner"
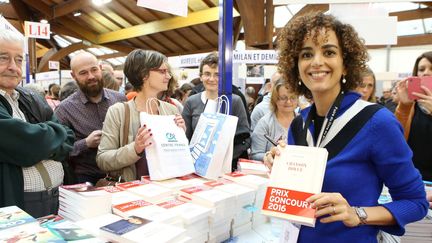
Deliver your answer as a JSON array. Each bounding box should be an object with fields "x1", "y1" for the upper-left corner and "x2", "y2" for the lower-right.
[
  {"x1": 137, "y1": 0, "x2": 188, "y2": 17},
  {"x1": 174, "y1": 50, "x2": 279, "y2": 68},
  {"x1": 0, "y1": 15, "x2": 23, "y2": 37}
]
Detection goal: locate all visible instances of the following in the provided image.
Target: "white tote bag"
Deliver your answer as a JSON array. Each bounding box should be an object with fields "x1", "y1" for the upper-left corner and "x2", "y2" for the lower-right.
[
  {"x1": 140, "y1": 99, "x2": 195, "y2": 181},
  {"x1": 189, "y1": 96, "x2": 238, "y2": 179}
]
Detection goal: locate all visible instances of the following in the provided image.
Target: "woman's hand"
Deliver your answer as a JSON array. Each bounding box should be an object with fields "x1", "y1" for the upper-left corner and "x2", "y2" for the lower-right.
[
  {"x1": 174, "y1": 114, "x2": 186, "y2": 131},
  {"x1": 306, "y1": 192, "x2": 360, "y2": 227},
  {"x1": 134, "y1": 125, "x2": 152, "y2": 155},
  {"x1": 396, "y1": 79, "x2": 414, "y2": 105},
  {"x1": 263, "y1": 141, "x2": 286, "y2": 171},
  {"x1": 414, "y1": 86, "x2": 432, "y2": 114},
  {"x1": 426, "y1": 191, "x2": 432, "y2": 208}
]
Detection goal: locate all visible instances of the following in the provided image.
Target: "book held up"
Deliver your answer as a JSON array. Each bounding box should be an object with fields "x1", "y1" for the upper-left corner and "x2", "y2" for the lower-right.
[{"x1": 261, "y1": 145, "x2": 328, "y2": 227}]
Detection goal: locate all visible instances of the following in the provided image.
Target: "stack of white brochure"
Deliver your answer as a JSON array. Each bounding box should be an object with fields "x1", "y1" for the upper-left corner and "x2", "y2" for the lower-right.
[
  {"x1": 112, "y1": 199, "x2": 182, "y2": 226},
  {"x1": 101, "y1": 186, "x2": 142, "y2": 205},
  {"x1": 116, "y1": 180, "x2": 173, "y2": 204},
  {"x1": 203, "y1": 179, "x2": 255, "y2": 228},
  {"x1": 156, "y1": 198, "x2": 211, "y2": 241},
  {"x1": 58, "y1": 183, "x2": 112, "y2": 222},
  {"x1": 176, "y1": 173, "x2": 209, "y2": 187},
  {"x1": 141, "y1": 176, "x2": 192, "y2": 191},
  {"x1": 178, "y1": 185, "x2": 235, "y2": 243},
  {"x1": 223, "y1": 172, "x2": 269, "y2": 226}
]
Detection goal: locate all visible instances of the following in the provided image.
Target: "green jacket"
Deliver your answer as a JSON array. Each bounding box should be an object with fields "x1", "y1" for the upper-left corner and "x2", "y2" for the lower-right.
[{"x1": 0, "y1": 87, "x2": 74, "y2": 208}]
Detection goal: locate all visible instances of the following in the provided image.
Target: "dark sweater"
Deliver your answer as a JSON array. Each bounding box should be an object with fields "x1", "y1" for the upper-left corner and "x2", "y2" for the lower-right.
[
  {"x1": 0, "y1": 87, "x2": 74, "y2": 208},
  {"x1": 408, "y1": 104, "x2": 432, "y2": 181}
]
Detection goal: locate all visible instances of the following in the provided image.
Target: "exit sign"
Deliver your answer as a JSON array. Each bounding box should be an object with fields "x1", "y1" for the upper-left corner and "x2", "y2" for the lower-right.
[{"x1": 24, "y1": 21, "x2": 50, "y2": 39}]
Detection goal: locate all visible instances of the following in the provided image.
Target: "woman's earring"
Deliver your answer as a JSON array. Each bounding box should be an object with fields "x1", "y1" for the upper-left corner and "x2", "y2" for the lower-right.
[
  {"x1": 342, "y1": 76, "x2": 346, "y2": 84},
  {"x1": 298, "y1": 81, "x2": 302, "y2": 86}
]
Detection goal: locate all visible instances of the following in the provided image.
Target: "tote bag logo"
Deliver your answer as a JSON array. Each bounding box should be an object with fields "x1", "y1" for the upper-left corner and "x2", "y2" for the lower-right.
[{"x1": 166, "y1": 133, "x2": 178, "y2": 142}]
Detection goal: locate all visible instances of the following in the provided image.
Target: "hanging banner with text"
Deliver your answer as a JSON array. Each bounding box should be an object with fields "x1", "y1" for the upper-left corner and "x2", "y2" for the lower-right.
[
  {"x1": 173, "y1": 50, "x2": 279, "y2": 68},
  {"x1": 0, "y1": 15, "x2": 23, "y2": 37},
  {"x1": 24, "y1": 21, "x2": 50, "y2": 39},
  {"x1": 49, "y1": 61, "x2": 60, "y2": 70}
]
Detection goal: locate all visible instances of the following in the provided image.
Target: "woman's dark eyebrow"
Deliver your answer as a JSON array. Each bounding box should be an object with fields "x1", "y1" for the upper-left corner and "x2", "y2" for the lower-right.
[{"x1": 322, "y1": 44, "x2": 339, "y2": 49}]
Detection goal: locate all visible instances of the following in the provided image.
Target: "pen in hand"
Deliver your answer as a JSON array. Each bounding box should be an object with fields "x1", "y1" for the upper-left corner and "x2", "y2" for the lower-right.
[{"x1": 264, "y1": 134, "x2": 278, "y2": 146}]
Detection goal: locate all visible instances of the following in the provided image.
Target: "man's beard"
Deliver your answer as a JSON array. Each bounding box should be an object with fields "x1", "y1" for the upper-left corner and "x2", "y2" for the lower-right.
[{"x1": 77, "y1": 78, "x2": 104, "y2": 98}]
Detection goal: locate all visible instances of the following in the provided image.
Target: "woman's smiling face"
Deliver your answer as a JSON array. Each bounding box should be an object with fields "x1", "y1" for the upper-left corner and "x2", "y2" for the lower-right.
[{"x1": 298, "y1": 28, "x2": 345, "y2": 97}]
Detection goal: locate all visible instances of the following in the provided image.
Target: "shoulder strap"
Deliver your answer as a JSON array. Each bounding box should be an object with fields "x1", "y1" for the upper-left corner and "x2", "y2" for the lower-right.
[
  {"x1": 291, "y1": 115, "x2": 308, "y2": 146},
  {"x1": 324, "y1": 104, "x2": 383, "y2": 161},
  {"x1": 123, "y1": 102, "x2": 130, "y2": 147},
  {"x1": 35, "y1": 162, "x2": 53, "y2": 190}
]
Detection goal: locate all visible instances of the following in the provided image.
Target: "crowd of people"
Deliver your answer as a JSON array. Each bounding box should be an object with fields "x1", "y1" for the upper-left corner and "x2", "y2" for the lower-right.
[{"x1": 0, "y1": 11, "x2": 431, "y2": 242}]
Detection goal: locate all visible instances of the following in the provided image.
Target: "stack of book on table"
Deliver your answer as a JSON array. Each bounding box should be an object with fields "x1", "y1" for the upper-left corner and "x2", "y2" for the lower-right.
[
  {"x1": 41, "y1": 216, "x2": 103, "y2": 242},
  {"x1": 156, "y1": 198, "x2": 211, "y2": 243},
  {"x1": 116, "y1": 180, "x2": 173, "y2": 204},
  {"x1": 203, "y1": 178, "x2": 255, "y2": 236},
  {"x1": 58, "y1": 183, "x2": 112, "y2": 222},
  {"x1": 237, "y1": 158, "x2": 269, "y2": 177},
  {"x1": 76, "y1": 213, "x2": 187, "y2": 243},
  {"x1": 223, "y1": 172, "x2": 270, "y2": 227},
  {"x1": 141, "y1": 175, "x2": 192, "y2": 191},
  {"x1": 112, "y1": 199, "x2": 182, "y2": 226},
  {"x1": 0, "y1": 206, "x2": 62, "y2": 242},
  {"x1": 178, "y1": 184, "x2": 235, "y2": 243}
]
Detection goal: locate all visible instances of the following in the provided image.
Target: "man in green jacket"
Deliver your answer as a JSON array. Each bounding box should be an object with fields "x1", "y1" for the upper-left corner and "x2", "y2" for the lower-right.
[{"x1": 0, "y1": 29, "x2": 74, "y2": 214}]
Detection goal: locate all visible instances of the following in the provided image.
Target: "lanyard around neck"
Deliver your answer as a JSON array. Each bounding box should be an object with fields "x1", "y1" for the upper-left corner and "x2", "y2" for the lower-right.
[{"x1": 303, "y1": 91, "x2": 344, "y2": 147}]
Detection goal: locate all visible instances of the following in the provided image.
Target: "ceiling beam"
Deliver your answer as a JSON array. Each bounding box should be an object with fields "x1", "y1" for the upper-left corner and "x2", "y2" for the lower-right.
[
  {"x1": 390, "y1": 8, "x2": 432, "y2": 21},
  {"x1": 55, "y1": 18, "x2": 98, "y2": 43},
  {"x1": 367, "y1": 34, "x2": 432, "y2": 49},
  {"x1": 38, "y1": 42, "x2": 93, "y2": 72},
  {"x1": 96, "y1": 7, "x2": 240, "y2": 44},
  {"x1": 9, "y1": 0, "x2": 34, "y2": 32},
  {"x1": 53, "y1": 0, "x2": 91, "y2": 18},
  {"x1": 97, "y1": 52, "x2": 126, "y2": 60},
  {"x1": 23, "y1": 0, "x2": 52, "y2": 19},
  {"x1": 236, "y1": 0, "x2": 266, "y2": 46}
]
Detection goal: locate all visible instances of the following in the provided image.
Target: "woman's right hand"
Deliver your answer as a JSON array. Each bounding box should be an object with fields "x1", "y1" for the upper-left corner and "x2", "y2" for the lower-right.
[
  {"x1": 396, "y1": 79, "x2": 414, "y2": 105},
  {"x1": 263, "y1": 141, "x2": 286, "y2": 171},
  {"x1": 134, "y1": 125, "x2": 153, "y2": 155}
]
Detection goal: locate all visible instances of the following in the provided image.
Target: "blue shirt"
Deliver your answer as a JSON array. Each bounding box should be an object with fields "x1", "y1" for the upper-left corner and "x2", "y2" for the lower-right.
[{"x1": 288, "y1": 92, "x2": 428, "y2": 243}]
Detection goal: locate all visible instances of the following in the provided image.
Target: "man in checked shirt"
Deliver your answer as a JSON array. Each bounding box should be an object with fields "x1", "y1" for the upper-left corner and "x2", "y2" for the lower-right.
[{"x1": 55, "y1": 52, "x2": 126, "y2": 185}]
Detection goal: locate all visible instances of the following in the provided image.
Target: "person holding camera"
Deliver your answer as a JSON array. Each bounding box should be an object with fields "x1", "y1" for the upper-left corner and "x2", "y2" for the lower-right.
[
  {"x1": 264, "y1": 13, "x2": 428, "y2": 242},
  {"x1": 395, "y1": 51, "x2": 432, "y2": 207}
]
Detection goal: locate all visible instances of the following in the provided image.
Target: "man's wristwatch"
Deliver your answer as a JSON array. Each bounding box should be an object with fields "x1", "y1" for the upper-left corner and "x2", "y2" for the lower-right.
[{"x1": 353, "y1": 207, "x2": 368, "y2": 225}]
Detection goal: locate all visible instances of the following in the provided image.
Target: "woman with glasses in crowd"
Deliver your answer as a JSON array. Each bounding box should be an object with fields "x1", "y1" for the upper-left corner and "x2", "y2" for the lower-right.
[
  {"x1": 356, "y1": 67, "x2": 377, "y2": 103},
  {"x1": 97, "y1": 50, "x2": 185, "y2": 181},
  {"x1": 264, "y1": 13, "x2": 428, "y2": 242},
  {"x1": 250, "y1": 79, "x2": 297, "y2": 161},
  {"x1": 395, "y1": 51, "x2": 432, "y2": 207}
]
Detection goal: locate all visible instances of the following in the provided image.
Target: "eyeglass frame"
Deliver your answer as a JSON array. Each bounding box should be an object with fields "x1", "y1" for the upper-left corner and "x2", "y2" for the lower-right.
[
  {"x1": 0, "y1": 54, "x2": 24, "y2": 67},
  {"x1": 201, "y1": 72, "x2": 219, "y2": 79},
  {"x1": 150, "y1": 68, "x2": 171, "y2": 76},
  {"x1": 277, "y1": 95, "x2": 298, "y2": 102}
]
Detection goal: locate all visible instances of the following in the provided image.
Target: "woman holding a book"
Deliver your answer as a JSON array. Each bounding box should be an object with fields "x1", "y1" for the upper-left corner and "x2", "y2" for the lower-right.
[{"x1": 264, "y1": 13, "x2": 428, "y2": 242}]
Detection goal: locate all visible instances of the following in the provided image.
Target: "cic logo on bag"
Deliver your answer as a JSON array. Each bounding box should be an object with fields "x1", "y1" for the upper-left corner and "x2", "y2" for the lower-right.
[{"x1": 166, "y1": 133, "x2": 178, "y2": 142}]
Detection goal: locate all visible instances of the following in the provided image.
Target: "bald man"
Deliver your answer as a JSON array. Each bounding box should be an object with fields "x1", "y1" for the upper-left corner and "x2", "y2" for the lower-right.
[
  {"x1": 250, "y1": 72, "x2": 282, "y2": 130},
  {"x1": 55, "y1": 52, "x2": 126, "y2": 185}
]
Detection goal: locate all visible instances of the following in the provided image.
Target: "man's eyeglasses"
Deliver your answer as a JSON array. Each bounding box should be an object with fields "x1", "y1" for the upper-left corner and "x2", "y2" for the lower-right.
[
  {"x1": 0, "y1": 54, "x2": 23, "y2": 66},
  {"x1": 277, "y1": 96, "x2": 298, "y2": 102},
  {"x1": 201, "y1": 72, "x2": 218, "y2": 79},
  {"x1": 150, "y1": 68, "x2": 170, "y2": 76}
]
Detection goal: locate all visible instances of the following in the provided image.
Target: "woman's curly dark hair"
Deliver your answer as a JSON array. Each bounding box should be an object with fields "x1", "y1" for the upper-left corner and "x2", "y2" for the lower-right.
[{"x1": 277, "y1": 12, "x2": 369, "y2": 99}]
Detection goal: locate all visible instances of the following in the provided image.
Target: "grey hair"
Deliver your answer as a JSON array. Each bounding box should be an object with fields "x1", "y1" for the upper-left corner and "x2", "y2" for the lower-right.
[{"x1": 0, "y1": 29, "x2": 24, "y2": 49}]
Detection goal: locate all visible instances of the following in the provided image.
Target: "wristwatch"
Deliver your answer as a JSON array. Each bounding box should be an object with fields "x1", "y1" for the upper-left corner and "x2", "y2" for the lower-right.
[{"x1": 353, "y1": 207, "x2": 368, "y2": 225}]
